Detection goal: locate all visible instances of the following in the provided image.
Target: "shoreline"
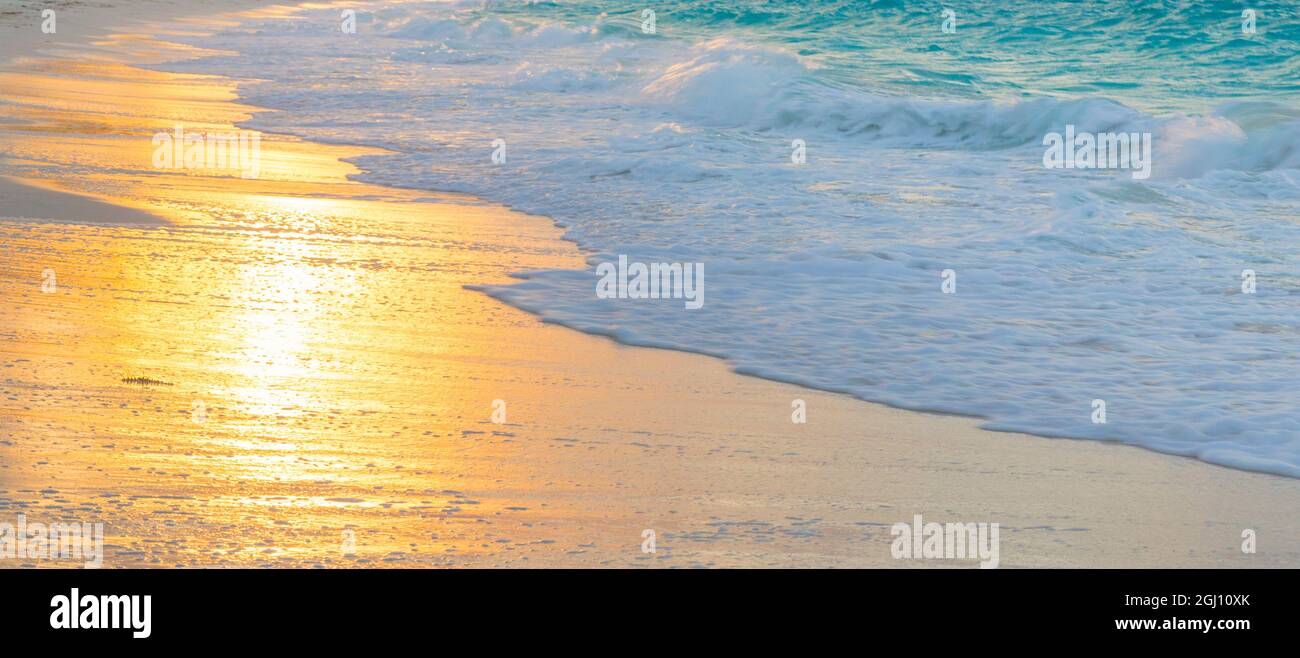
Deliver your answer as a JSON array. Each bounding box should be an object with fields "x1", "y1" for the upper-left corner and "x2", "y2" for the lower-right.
[
  {"x1": 0, "y1": 176, "x2": 167, "y2": 224},
  {"x1": 1, "y1": 2, "x2": 1298, "y2": 568}
]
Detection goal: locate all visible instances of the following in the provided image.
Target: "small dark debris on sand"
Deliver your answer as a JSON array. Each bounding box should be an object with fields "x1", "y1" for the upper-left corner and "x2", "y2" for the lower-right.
[{"x1": 121, "y1": 377, "x2": 173, "y2": 386}]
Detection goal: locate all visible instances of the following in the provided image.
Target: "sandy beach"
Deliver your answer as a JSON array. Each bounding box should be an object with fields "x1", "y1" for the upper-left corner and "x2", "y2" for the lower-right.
[{"x1": 1, "y1": 1, "x2": 1298, "y2": 569}]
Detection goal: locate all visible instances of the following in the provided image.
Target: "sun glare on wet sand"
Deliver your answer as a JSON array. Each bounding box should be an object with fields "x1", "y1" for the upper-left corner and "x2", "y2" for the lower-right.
[
  {"x1": 3, "y1": 11, "x2": 1299, "y2": 572},
  {"x1": 0, "y1": 58, "x2": 612, "y2": 567}
]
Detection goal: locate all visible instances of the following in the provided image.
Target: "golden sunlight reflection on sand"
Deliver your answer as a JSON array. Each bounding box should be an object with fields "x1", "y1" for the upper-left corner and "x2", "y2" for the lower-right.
[
  {"x1": 0, "y1": 58, "x2": 600, "y2": 565},
  {"x1": 4, "y1": 46, "x2": 1298, "y2": 569}
]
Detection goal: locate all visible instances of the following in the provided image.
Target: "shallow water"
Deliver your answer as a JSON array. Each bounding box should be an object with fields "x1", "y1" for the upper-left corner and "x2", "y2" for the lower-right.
[
  {"x1": 3, "y1": 26, "x2": 1300, "y2": 568},
  {"x1": 139, "y1": 1, "x2": 1300, "y2": 477},
  {"x1": 0, "y1": 61, "x2": 608, "y2": 566}
]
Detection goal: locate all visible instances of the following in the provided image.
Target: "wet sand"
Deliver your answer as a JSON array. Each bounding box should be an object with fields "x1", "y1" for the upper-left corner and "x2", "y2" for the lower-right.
[
  {"x1": 1, "y1": 3, "x2": 1298, "y2": 568},
  {"x1": 0, "y1": 176, "x2": 165, "y2": 224}
]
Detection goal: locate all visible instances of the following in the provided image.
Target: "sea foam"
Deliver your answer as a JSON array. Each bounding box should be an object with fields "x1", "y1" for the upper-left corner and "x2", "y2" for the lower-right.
[{"x1": 155, "y1": 1, "x2": 1300, "y2": 477}]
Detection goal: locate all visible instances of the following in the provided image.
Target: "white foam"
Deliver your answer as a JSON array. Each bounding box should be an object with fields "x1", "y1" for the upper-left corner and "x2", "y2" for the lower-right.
[{"x1": 156, "y1": 3, "x2": 1300, "y2": 477}]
